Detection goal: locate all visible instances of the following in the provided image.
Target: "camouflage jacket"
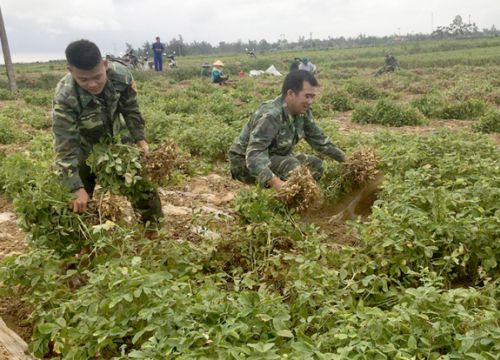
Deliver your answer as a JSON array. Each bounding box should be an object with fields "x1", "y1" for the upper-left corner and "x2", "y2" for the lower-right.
[
  {"x1": 228, "y1": 95, "x2": 345, "y2": 186},
  {"x1": 52, "y1": 61, "x2": 145, "y2": 192},
  {"x1": 386, "y1": 55, "x2": 398, "y2": 67}
]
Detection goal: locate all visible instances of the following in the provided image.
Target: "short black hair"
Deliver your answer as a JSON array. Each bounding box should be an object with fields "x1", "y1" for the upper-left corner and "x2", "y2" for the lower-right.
[
  {"x1": 65, "y1": 39, "x2": 102, "y2": 70},
  {"x1": 156, "y1": 37, "x2": 160, "y2": 40},
  {"x1": 282, "y1": 70, "x2": 318, "y2": 97}
]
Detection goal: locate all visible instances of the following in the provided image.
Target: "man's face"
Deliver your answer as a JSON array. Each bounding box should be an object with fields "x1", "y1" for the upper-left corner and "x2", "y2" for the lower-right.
[
  {"x1": 68, "y1": 60, "x2": 108, "y2": 95},
  {"x1": 156, "y1": 38, "x2": 161, "y2": 43},
  {"x1": 286, "y1": 81, "x2": 316, "y2": 115}
]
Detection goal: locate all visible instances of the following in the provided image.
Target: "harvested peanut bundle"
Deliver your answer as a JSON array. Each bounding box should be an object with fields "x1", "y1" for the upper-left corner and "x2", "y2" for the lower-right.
[
  {"x1": 86, "y1": 192, "x2": 133, "y2": 226},
  {"x1": 277, "y1": 165, "x2": 322, "y2": 212},
  {"x1": 344, "y1": 147, "x2": 379, "y2": 184},
  {"x1": 143, "y1": 139, "x2": 185, "y2": 185},
  {"x1": 322, "y1": 147, "x2": 379, "y2": 202}
]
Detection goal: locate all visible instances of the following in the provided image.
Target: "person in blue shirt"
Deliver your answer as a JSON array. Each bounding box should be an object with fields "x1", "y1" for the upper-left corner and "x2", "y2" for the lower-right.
[
  {"x1": 211, "y1": 60, "x2": 228, "y2": 85},
  {"x1": 152, "y1": 37, "x2": 164, "y2": 71}
]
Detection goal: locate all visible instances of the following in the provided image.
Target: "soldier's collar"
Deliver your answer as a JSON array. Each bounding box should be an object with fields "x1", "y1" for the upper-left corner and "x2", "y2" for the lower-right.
[
  {"x1": 77, "y1": 78, "x2": 113, "y2": 107},
  {"x1": 77, "y1": 86, "x2": 93, "y2": 107},
  {"x1": 280, "y1": 96, "x2": 292, "y2": 119}
]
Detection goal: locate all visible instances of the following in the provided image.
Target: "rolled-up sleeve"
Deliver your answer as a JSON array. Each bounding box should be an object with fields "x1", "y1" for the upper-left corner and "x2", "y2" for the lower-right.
[{"x1": 304, "y1": 116, "x2": 345, "y2": 162}]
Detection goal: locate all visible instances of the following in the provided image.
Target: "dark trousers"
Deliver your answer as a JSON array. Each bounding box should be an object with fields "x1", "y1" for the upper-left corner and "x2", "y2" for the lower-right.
[
  {"x1": 231, "y1": 153, "x2": 324, "y2": 185},
  {"x1": 154, "y1": 53, "x2": 163, "y2": 71},
  {"x1": 79, "y1": 161, "x2": 164, "y2": 227}
]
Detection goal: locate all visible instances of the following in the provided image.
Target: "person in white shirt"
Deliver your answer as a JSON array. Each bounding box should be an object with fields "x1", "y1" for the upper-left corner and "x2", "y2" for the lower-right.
[{"x1": 299, "y1": 58, "x2": 316, "y2": 74}]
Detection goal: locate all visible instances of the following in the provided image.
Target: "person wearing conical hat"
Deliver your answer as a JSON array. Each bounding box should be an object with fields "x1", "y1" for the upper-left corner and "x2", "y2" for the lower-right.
[
  {"x1": 212, "y1": 60, "x2": 228, "y2": 85},
  {"x1": 200, "y1": 61, "x2": 211, "y2": 77}
]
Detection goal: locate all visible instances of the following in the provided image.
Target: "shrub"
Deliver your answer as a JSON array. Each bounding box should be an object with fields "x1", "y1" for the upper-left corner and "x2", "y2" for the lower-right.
[
  {"x1": 0, "y1": 115, "x2": 31, "y2": 144},
  {"x1": 410, "y1": 93, "x2": 445, "y2": 117},
  {"x1": 20, "y1": 89, "x2": 53, "y2": 107},
  {"x1": 472, "y1": 108, "x2": 500, "y2": 133},
  {"x1": 345, "y1": 80, "x2": 379, "y2": 100},
  {"x1": 352, "y1": 99, "x2": 428, "y2": 126},
  {"x1": 320, "y1": 88, "x2": 354, "y2": 112},
  {"x1": 0, "y1": 89, "x2": 21, "y2": 100},
  {"x1": 439, "y1": 98, "x2": 487, "y2": 119},
  {"x1": 412, "y1": 95, "x2": 487, "y2": 119},
  {"x1": 1, "y1": 103, "x2": 50, "y2": 129}
]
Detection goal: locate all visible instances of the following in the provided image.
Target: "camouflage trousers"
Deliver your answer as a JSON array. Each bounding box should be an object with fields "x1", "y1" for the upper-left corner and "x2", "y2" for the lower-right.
[
  {"x1": 79, "y1": 160, "x2": 164, "y2": 227},
  {"x1": 230, "y1": 154, "x2": 324, "y2": 185},
  {"x1": 374, "y1": 64, "x2": 398, "y2": 77}
]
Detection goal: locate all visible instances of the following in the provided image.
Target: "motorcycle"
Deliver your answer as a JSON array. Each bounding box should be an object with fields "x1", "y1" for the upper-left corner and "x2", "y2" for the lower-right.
[
  {"x1": 245, "y1": 48, "x2": 256, "y2": 59},
  {"x1": 142, "y1": 52, "x2": 154, "y2": 70},
  {"x1": 123, "y1": 50, "x2": 140, "y2": 70},
  {"x1": 166, "y1": 51, "x2": 178, "y2": 68},
  {"x1": 106, "y1": 51, "x2": 140, "y2": 70}
]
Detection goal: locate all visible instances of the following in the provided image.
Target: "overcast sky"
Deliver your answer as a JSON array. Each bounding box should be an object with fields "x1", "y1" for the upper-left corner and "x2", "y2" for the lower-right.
[{"x1": 0, "y1": 0, "x2": 499, "y2": 63}]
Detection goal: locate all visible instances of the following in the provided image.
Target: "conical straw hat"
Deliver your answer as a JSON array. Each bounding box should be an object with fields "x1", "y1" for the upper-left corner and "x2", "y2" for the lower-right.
[{"x1": 213, "y1": 60, "x2": 224, "y2": 66}]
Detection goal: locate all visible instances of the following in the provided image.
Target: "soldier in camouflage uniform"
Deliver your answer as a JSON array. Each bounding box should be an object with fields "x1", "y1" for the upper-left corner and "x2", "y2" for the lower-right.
[
  {"x1": 374, "y1": 52, "x2": 400, "y2": 77},
  {"x1": 228, "y1": 70, "x2": 347, "y2": 190},
  {"x1": 52, "y1": 39, "x2": 163, "y2": 226}
]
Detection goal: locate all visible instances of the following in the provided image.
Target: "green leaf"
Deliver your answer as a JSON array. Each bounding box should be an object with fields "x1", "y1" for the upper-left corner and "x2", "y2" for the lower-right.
[
  {"x1": 132, "y1": 256, "x2": 142, "y2": 266},
  {"x1": 408, "y1": 335, "x2": 417, "y2": 349},
  {"x1": 38, "y1": 323, "x2": 60, "y2": 334},
  {"x1": 277, "y1": 330, "x2": 294, "y2": 338},
  {"x1": 462, "y1": 336, "x2": 474, "y2": 353},
  {"x1": 31, "y1": 275, "x2": 41, "y2": 287},
  {"x1": 129, "y1": 350, "x2": 148, "y2": 358},
  {"x1": 55, "y1": 318, "x2": 66, "y2": 328}
]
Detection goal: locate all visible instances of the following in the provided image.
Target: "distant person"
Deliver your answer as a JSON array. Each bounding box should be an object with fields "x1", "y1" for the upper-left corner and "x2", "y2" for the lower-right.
[
  {"x1": 299, "y1": 58, "x2": 316, "y2": 74},
  {"x1": 228, "y1": 70, "x2": 348, "y2": 190},
  {"x1": 212, "y1": 60, "x2": 228, "y2": 85},
  {"x1": 52, "y1": 39, "x2": 163, "y2": 228},
  {"x1": 200, "y1": 61, "x2": 211, "y2": 77},
  {"x1": 374, "y1": 52, "x2": 399, "y2": 77},
  {"x1": 289, "y1": 57, "x2": 301, "y2": 72},
  {"x1": 152, "y1": 37, "x2": 164, "y2": 71},
  {"x1": 239, "y1": 70, "x2": 245, "y2": 78}
]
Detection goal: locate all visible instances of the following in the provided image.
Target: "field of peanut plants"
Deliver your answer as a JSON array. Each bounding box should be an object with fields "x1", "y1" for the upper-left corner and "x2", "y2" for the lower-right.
[{"x1": 1, "y1": 37, "x2": 500, "y2": 359}]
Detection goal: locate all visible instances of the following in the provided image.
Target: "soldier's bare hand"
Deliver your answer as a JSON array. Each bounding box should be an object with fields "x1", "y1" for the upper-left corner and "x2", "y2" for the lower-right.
[
  {"x1": 137, "y1": 139, "x2": 150, "y2": 155},
  {"x1": 342, "y1": 156, "x2": 351, "y2": 164},
  {"x1": 69, "y1": 188, "x2": 90, "y2": 214},
  {"x1": 269, "y1": 177, "x2": 285, "y2": 190}
]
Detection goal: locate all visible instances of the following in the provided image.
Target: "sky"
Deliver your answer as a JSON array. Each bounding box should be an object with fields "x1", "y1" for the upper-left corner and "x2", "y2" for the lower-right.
[{"x1": 0, "y1": 0, "x2": 499, "y2": 63}]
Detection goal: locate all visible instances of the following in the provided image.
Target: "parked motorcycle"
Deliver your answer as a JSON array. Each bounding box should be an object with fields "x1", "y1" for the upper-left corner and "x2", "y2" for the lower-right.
[
  {"x1": 245, "y1": 48, "x2": 256, "y2": 59},
  {"x1": 166, "y1": 51, "x2": 178, "y2": 68},
  {"x1": 123, "y1": 50, "x2": 140, "y2": 70},
  {"x1": 142, "y1": 52, "x2": 154, "y2": 70},
  {"x1": 106, "y1": 51, "x2": 140, "y2": 70}
]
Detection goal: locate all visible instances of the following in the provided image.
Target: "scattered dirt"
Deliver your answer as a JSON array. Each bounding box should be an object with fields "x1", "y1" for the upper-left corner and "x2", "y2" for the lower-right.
[
  {"x1": 0, "y1": 194, "x2": 27, "y2": 262},
  {"x1": 300, "y1": 173, "x2": 384, "y2": 245}
]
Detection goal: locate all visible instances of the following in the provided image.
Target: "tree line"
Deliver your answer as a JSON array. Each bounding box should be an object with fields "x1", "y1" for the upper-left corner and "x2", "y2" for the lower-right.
[{"x1": 124, "y1": 15, "x2": 499, "y2": 58}]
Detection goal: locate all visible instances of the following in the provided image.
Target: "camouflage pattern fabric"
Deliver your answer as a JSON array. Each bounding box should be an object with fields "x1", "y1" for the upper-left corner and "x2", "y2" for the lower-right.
[
  {"x1": 52, "y1": 61, "x2": 163, "y2": 225},
  {"x1": 228, "y1": 95, "x2": 345, "y2": 186},
  {"x1": 375, "y1": 55, "x2": 400, "y2": 76},
  {"x1": 230, "y1": 153, "x2": 323, "y2": 185},
  {"x1": 52, "y1": 61, "x2": 145, "y2": 192},
  {"x1": 385, "y1": 55, "x2": 399, "y2": 71}
]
